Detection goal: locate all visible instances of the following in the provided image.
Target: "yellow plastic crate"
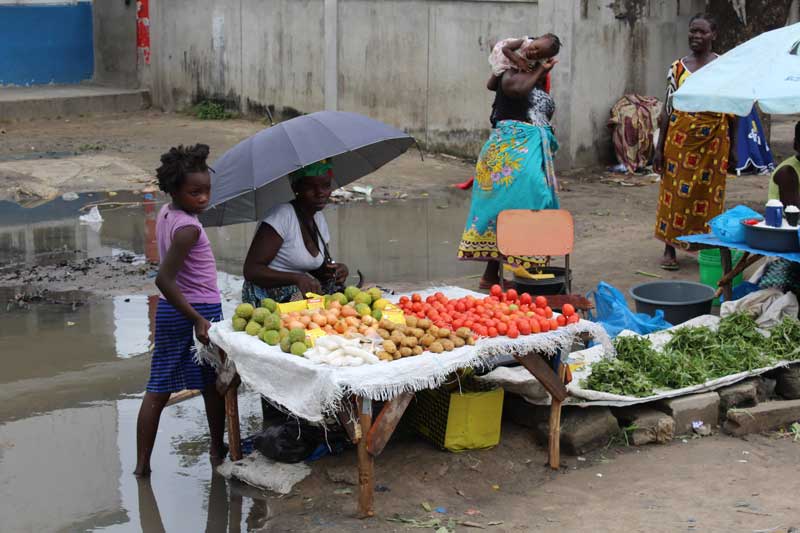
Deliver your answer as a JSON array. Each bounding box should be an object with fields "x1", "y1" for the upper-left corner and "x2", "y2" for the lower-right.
[{"x1": 409, "y1": 380, "x2": 504, "y2": 452}]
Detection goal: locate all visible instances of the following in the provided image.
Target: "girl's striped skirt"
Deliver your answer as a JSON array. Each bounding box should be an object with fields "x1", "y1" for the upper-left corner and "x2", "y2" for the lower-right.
[{"x1": 147, "y1": 299, "x2": 223, "y2": 393}]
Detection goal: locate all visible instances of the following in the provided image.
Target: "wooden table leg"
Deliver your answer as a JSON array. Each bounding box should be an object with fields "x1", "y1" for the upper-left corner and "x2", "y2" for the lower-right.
[
  {"x1": 226, "y1": 381, "x2": 242, "y2": 461},
  {"x1": 719, "y1": 247, "x2": 734, "y2": 303},
  {"x1": 217, "y1": 348, "x2": 242, "y2": 461},
  {"x1": 337, "y1": 396, "x2": 361, "y2": 444},
  {"x1": 548, "y1": 363, "x2": 568, "y2": 470},
  {"x1": 513, "y1": 351, "x2": 569, "y2": 469},
  {"x1": 357, "y1": 397, "x2": 375, "y2": 518},
  {"x1": 367, "y1": 392, "x2": 413, "y2": 456}
]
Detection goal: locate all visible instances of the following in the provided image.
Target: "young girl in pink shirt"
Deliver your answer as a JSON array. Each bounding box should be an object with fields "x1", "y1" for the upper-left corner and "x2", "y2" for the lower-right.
[{"x1": 134, "y1": 144, "x2": 225, "y2": 476}]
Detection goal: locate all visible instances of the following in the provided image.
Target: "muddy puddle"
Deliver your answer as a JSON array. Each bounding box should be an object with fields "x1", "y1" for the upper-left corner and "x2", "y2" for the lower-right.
[
  {"x1": 0, "y1": 191, "x2": 478, "y2": 532},
  {"x1": 0, "y1": 189, "x2": 476, "y2": 283}
]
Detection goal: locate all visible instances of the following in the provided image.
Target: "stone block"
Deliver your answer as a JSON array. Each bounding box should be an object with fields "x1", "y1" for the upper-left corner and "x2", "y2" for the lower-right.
[
  {"x1": 718, "y1": 380, "x2": 759, "y2": 417},
  {"x1": 656, "y1": 392, "x2": 720, "y2": 434},
  {"x1": 534, "y1": 406, "x2": 619, "y2": 455},
  {"x1": 756, "y1": 376, "x2": 777, "y2": 401},
  {"x1": 723, "y1": 399, "x2": 800, "y2": 436},
  {"x1": 776, "y1": 366, "x2": 800, "y2": 400},
  {"x1": 612, "y1": 406, "x2": 675, "y2": 445}
]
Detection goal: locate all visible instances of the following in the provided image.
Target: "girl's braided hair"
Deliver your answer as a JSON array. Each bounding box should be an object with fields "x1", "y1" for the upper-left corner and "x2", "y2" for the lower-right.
[{"x1": 156, "y1": 144, "x2": 211, "y2": 194}]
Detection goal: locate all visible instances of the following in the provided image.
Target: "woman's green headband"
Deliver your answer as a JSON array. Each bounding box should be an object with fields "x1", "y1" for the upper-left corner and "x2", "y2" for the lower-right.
[{"x1": 290, "y1": 159, "x2": 333, "y2": 181}]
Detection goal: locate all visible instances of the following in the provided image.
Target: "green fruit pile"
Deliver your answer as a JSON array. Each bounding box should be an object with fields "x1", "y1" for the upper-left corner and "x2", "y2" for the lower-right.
[
  {"x1": 326, "y1": 285, "x2": 391, "y2": 316},
  {"x1": 232, "y1": 299, "x2": 310, "y2": 356},
  {"x1": 232, "y1": 287, "x2": 391, "y2": 359}
]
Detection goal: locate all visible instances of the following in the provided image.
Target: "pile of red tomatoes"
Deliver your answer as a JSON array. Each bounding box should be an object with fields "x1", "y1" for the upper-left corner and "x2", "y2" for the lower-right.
[{"x1": 397, "y1": 285, "x2": 579, "y2": 339}]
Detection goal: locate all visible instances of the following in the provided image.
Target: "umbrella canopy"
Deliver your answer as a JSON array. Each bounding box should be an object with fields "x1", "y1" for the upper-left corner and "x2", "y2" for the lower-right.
[
  {"x1": 673, "y1": 22, "x2": 800, "y2": 116},
  {"x1": 200, "y1": 111, "x2": 415, "y2": 226}
]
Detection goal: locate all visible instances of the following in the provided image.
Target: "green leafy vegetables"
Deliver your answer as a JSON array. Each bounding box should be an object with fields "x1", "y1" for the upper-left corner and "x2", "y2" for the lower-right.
[{"x1": 584, "y1": 313, "x2": 800, "y2": 397}]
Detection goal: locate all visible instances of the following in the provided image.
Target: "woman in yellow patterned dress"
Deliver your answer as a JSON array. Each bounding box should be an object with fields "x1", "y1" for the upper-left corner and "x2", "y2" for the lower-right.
[{"x1": 653, "y1": 13, "x2": 736, "y2": 270}]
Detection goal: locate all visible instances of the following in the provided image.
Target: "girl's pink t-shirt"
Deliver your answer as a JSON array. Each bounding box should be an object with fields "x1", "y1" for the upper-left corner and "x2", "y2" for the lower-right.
[{"x1": 156, "y1": 204, "x2": 220, "y2": 304}]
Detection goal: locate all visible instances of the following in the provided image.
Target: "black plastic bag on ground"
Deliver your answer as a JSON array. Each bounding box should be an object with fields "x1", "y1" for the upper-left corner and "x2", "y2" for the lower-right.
[{"x1": 253, "y1": 422, "x2": 319, "y2": 463}]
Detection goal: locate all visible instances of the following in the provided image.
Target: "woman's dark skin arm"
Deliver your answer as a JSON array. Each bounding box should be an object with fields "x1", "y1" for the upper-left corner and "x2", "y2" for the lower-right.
[
  {"x1": 155, "y1": 226, "x2": 212, "y2": 344},
  {"x1": 243, "y1": 223, "x2": 323, "y2": 295},
  {"x1": 653, "y1": 105, "x2": 670, "y2": 174},
  {"x1": 487, "y1": 73, "x2": 500, "y2": 91},
  {"x1": 500, "y1": 59, "x2": 557, "y2": 99},
  {"x1": 501, "y1": 39, "x2": 531, "y2": 71}
]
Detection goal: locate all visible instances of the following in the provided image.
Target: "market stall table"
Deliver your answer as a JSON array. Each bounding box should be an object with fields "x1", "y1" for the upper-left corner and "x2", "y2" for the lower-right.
[
  {"x1": 202, "y1": 287, "x2": 610, "y2": 517},
  {"x1": 678, "y1": 233, "x2": 800, "y2": 301}
]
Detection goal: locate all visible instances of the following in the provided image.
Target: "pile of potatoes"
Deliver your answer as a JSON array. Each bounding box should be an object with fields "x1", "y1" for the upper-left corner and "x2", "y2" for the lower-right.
[{"x1": 375, "y1": 316, "x2": 475, "y2": 361}]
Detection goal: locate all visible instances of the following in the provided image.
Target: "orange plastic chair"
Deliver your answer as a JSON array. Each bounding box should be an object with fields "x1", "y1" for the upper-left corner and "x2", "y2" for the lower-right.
[{"x1": 497, "y1": 209, "x2": 575, "y2": 292}]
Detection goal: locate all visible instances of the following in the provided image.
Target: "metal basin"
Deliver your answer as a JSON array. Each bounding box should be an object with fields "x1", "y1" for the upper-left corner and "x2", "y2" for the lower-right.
[{"x1": 742, "y1": 221, "x2": 800, "y2": 252}]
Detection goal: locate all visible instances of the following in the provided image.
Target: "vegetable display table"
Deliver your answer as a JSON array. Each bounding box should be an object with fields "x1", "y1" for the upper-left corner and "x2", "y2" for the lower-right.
[
  {"x1": 678, "y1": 233, "x2": 800, "y2": 301},
  {"x1": 204, "y1": 287, "x2": 610, "y2": 517}
]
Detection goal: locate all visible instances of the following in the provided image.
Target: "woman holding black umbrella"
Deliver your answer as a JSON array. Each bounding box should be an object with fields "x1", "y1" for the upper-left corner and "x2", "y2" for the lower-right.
[{"x1": 242, "y1": 159, "x2": 349, "y2": 304}]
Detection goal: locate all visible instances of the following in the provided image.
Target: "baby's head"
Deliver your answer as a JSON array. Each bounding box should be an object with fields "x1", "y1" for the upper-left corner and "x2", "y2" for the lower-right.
[{"x1": 523, "y1": 33, "x2": 562, "y2": 61}]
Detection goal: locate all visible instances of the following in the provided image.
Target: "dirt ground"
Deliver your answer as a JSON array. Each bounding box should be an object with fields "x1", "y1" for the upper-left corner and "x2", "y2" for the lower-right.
[
  {"x1": 3, "y1": 112, "x2": 800, "y2": 532},
  {"x1": 0, "y1": 111, "x2": 468, "y2": 204},
  {"x1": 263, "y1": 425, "x2": 800, "y2": 532}
]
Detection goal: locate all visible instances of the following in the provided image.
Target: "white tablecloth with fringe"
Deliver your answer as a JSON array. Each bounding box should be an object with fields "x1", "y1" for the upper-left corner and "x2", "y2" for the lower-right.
[{"x1": 203, "y1": 286, "x2": 611, "y2": 422}]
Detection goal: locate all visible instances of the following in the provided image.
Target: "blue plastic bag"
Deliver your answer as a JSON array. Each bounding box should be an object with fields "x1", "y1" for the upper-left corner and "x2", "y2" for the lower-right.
[
  {"x1": 720, "y1": 281, "x2": 761, "y2": 304},
  {"x1": 587, "y1": 281, "x2": 672, "y2": 338},
  {"x1": 709, "y1": 205, "x2": 762, "y2": 243}
]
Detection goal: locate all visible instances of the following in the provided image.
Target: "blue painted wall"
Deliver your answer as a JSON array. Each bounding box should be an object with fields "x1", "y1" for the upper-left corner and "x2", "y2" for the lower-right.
[{"x1": 0, "y1": 3, "x2": 94, "y2": 86}]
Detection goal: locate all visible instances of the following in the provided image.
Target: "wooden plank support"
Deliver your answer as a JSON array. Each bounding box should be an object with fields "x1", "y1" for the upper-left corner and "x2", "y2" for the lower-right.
[
  {"x1": 226, "y1": 382, "x2": 242, "y2": 461},
  {"x1": 357, "y1": 397, "x2": 375, "y2": 518},
  {"x1": 165, "y1": 389, "x2": 202, "y2": 407},
  {"x1": 512, "y1": 352, "x2": 568, "y2": 402},
  {"x1": 367, "y1": 392, "x2": 414, "y2": 457},
  {"x1": 548, "y1": 363, "x2": 568, "y2": 470}
]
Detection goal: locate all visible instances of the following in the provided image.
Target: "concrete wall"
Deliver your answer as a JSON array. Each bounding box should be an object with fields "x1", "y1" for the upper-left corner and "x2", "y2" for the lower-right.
[
  {"x1": 147, "y1": 0, "x2": 323, "y2": 116},
  {"x1": 556, "y1": 0, "x2": 706, "y2": 167},
  {"x1": 145, "y1": 0, "x2": 705, "y2": 168},
  {"x1": 93, "y1": 0, "x2": 138, "y2": 87}
]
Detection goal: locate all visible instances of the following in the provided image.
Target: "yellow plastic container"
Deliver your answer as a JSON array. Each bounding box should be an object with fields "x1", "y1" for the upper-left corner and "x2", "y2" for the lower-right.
[{"x1": 410, "y1": 382, "x2": 504, "y2": 452}]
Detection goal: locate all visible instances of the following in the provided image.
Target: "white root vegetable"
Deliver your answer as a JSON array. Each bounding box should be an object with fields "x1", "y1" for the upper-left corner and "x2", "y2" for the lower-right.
[
  {"x1": 342, "y1": 345, "x2": 380, "y2": 364},
  {"x1": 327, "y1": 348, "x2": 344, "y2": 360},
  {"x1": 316, "y1": 336, "x2": 350, "y2": 350},
  {"x1": 301, "y1": 335, "x2": 381, "y2": 366}
]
